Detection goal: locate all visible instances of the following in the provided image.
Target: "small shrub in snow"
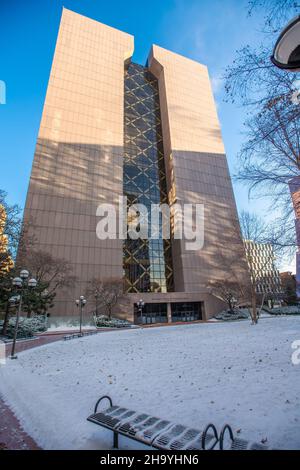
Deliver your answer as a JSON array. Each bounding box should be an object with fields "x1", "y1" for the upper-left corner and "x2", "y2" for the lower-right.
[
  {"x1": 263, "y1": 306, "x2": 300, "y2": 316},
  {"x1": 93, "y1": 315, "x2": 131, "y2": 328},
  {"x1": 0, "y1": 315, "x2": 48, "y2": 339},
  {"x1": 214, "y1": 309, "x2": 250, "y2": 321}
]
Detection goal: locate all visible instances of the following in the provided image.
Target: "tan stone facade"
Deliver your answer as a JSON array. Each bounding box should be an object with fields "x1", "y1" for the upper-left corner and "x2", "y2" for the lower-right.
[
  {"x1": 23, "y1": 8, "x2": 133, "y2": 316},
  {"x1": 22, "y1": 8, "x2": 248, "y2": 322}
]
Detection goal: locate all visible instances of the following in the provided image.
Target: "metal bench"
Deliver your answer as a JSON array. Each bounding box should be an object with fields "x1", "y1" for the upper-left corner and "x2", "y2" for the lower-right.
[
  {"x1": 63, "y1": 331, "x2": 98, "y2": 341},
  {"x1": 63, "y1": 334, "x2": 82, "y2": 340},
  {"x1": 87, "y1": 395, "x2": 221, "y2": 450},
  {"x1": 87, "y1": 396, "x2": 270, "y2": 450}
]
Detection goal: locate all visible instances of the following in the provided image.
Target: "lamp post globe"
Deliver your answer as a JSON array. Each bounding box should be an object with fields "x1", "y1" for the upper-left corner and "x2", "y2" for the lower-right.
[
  {"x1": 20, "y1": 269, "x2": 29, "y2": 280},
  {"x1": 9, "y1": 295, "x2": 20, "y2": 304},
  {"x1": 271, "y1": 15, "x2": 300, "y2": 71},
  {"x1": 12, "y1": 277, "x2": 22, "y2": 288},
  {"x1": 28, "y1": 278, "x2": 37, "y2": 288}
]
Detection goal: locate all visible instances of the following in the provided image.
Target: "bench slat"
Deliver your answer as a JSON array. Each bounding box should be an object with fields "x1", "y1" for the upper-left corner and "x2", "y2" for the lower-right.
[
  {"x1": 87, "y1": 406, "x2": 135, "y2": 430},
  {"x1": 135, "y1": 418, "x2": 172, "y2": 445},
  {"x1": 117, "y1": 413, "x2": 172, "y2": 445}
]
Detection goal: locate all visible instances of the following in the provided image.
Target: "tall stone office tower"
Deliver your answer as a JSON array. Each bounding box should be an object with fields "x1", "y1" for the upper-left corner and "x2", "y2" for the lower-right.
[{"x1": 22, "y1": 8, "x2": 249, "y2": 323}]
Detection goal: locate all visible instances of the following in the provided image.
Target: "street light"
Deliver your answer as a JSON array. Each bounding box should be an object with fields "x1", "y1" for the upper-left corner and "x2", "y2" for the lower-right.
[
  {"x1": 94, "y1": 292, "x2": 99, "y2": 316},
  {"x1": 10, "y1": 270, "x2": 37, "y2": 359},
  {"x1": 41, "y1": 290, "x2": 49, "y2": 328},
  {"x1": 75, "y1": 295, "x2": 86, "y2": 336},
  {"x1": 137, "y1": 299, "x2": 145, "y2": 324},
  {"x1": 9, "y1": 295, "x2": 20, "y2": 304},
  {"x1": 271, "y1": 15, "x2": 300, "y2": 71}
]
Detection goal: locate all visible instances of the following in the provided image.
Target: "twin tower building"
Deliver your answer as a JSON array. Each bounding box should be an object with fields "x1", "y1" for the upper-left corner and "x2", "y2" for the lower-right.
[{"x1": 22, "y1": 8, "x2": 248, "y2": 324}]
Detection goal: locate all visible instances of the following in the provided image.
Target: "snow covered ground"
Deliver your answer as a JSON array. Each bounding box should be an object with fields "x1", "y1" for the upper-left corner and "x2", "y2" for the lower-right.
[{"x1": 0, "y1": 317, "x2": 300, "y2": 450}]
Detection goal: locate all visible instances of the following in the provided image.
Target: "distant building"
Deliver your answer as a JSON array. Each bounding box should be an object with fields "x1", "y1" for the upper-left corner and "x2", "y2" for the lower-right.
[
  {"x1": 289, "y1": 176, "x2": 300, "y2": 298},
  {"x1": 280, "y1": 271, "x2": 297, "y2": 304},
  {"x1": 244, "y1": 240, "x2": 282, "y2": 300}
]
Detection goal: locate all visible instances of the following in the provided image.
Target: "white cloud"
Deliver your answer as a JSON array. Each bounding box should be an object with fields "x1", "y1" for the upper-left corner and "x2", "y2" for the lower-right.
[
  {"x1": 211, "y1": 75, "x2": 223, "y2": 95},
  {"x1": 278, "y1": 253, "x2": 296, "y2": 274}
]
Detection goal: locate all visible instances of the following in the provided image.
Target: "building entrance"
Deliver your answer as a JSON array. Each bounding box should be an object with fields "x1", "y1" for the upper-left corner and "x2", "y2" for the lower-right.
[
  {"x1": 135, "y1": 303, "x2": 168, "y2": 324},
  {"x1": 171, "y1": 302, "x2": 202, "y2": 322}
]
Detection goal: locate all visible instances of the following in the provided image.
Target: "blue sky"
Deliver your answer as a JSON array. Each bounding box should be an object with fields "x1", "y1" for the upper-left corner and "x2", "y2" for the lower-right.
[{"x1": 0, "y1": 0, "x2": 294, "y2": 270}]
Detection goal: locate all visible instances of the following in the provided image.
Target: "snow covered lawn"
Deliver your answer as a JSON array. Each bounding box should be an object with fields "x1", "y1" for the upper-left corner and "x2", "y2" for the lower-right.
[{"x1": 0, "y1": 317, "x2": 300, "y2": 450}]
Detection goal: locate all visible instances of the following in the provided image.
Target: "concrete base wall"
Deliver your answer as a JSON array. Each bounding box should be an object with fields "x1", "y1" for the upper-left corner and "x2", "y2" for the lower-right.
[
  {"x1": 120, "y1": 292, "x2": 226, "y2": 322},
  {"x1": 48, "y1": 291, "x2": 226, "y2": 324}
]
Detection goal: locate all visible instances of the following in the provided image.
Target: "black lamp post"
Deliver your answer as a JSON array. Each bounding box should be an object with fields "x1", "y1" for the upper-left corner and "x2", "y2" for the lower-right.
[
  {"x1": 75, "y1": 295, "x2": 87, "y2": 336},
  {"x1": 95, "y1": 292, "x2": 99, "y2": 316},
  {"x1": 137, "y1": 299, "x2": 145, "y2": 324},
  {"x1": 271, "y1": 15, "x2": 300, "y2": 71},
  {"x1": 41, "y1": 289, "x2": 49, "y2": 328},
  {"x1": 10, "y1": 270, "x2": 37, "y2": 359}
]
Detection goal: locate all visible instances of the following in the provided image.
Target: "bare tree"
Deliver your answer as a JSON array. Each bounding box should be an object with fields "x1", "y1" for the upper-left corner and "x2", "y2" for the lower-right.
[
  {"x1": 240, "y1": 210, "x2": 283, "y2": 323},
  {"x1": 224, "y1": 1, "x2": 299, "y2": 258},
  {"x1": 86, "y1": 278, "x2": 124, "y2": 319},
  {"x1": 239, "y1": 211, "x2": 267, "y2": 242},
  {"x1": 208, "y1": 219, "x2": 252, "y2": 317},
  {"x1": 21, "y1": 250, "x2": 76, "y2": 317},
  {"x1": 209, "y1": 211, "x2": 283, "y2": 324},
  {"x1": 248, "y1": 0, "x2": 300, "y2": 32},
  {"x1": 2, "y1": 249, "x2": 76, "y2": 327},
  {"x1": 24, "y1": 250, "x2": 75, "y2": 297},
  {"x1": 0, "y1": 190, "x2": 76, "y2": 330},
  {"x1": 208, "y1": 278, "x2": 249, "y2": 313}
]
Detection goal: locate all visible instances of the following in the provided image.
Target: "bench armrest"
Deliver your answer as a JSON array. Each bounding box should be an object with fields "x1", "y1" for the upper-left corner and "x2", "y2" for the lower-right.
[
  {"x1": 94, "y1": 395, "x2": 113, "y2": 413},
  {"x1": 201, "y1": 423, "x2": 219, "y2": 450},
  {"x1": 219, "y1": 424, "x2": 234, "y2": 450}
]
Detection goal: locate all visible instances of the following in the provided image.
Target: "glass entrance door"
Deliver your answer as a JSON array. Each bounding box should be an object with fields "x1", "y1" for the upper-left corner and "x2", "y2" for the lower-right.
[
  {"x1": 171, "y1": 302, "x2": 202, "y2": 322},
  {"x1": 134, "y1": 303, "x2": 168, "y2": 324}
]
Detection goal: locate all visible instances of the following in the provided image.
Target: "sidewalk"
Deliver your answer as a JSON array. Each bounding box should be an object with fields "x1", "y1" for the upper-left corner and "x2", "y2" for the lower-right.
[
  {"x1": 0, "y1": 398, "x2": 40, "y2": 450},
  {"x1": 4, "y1": 332, "x2": 66, "y2": 358}
]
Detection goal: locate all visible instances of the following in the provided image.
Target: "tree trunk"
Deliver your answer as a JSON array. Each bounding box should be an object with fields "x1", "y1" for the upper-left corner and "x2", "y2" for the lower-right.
[
  {"x1": 107, "y1": 306, "x2": 111, "y2": 320},
  {"x1": 251, "y1": 287, "x2": 257, "y2": 324},
  {"x1": 2, "y1": 300, "x2": 10, "y2": 336}
]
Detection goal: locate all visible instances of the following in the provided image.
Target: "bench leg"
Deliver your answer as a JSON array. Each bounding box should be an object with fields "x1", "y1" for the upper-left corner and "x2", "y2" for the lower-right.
[{"x1": 113, "y1": 431, "x2": 119, "y2": 449}]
